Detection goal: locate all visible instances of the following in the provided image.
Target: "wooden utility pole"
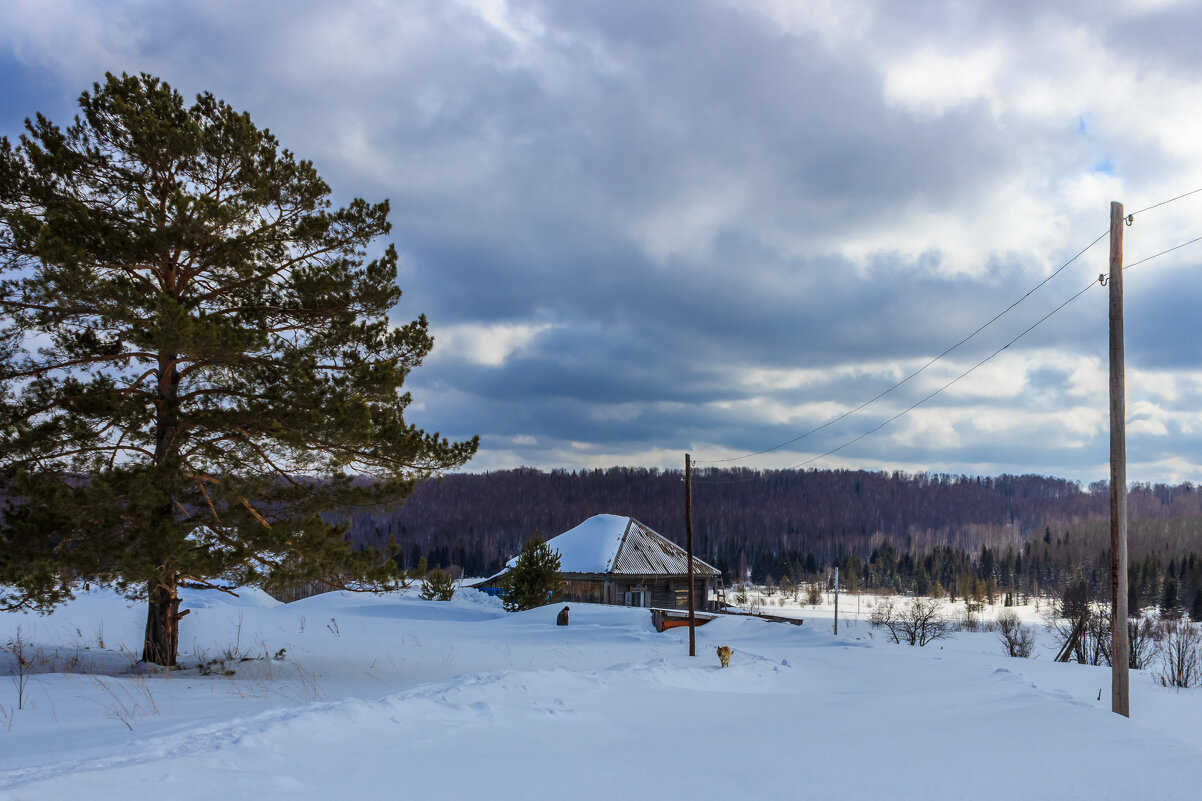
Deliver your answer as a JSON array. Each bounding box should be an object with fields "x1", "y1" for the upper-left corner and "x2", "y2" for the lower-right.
[
  {"x1": 685, "y1": 453, "x2": 696, "y2": 657},
  {"x1": 1109, "y1": 200, "x2": 1130, "y2": 717}
]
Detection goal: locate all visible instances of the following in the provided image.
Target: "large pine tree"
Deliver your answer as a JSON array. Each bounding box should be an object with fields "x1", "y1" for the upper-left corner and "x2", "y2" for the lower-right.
[{"x1": 0, "y1": 73, "x2": 477, "y2": 665}]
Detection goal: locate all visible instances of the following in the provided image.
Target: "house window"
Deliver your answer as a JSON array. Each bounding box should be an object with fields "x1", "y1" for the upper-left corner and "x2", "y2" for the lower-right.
[{"x1": 624, "y1": 590, "x2": 646, "y2": 607}]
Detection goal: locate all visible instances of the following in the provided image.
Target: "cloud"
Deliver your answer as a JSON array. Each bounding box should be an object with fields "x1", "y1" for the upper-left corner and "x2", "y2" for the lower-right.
[
  {"x1": 883, "y1": 47, "x2": 1005, "y2": 117},
  {"x1": 430, "y1": 322, "x2": 555, "y2": 367},
  {"x1": 4, "y1": 0, "x2": 1202, "y2": 483}
]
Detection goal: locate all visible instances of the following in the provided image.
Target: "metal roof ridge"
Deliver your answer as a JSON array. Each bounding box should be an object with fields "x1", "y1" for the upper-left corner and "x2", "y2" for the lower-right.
[
  {"x1": 631, "y1": 516, "x2": 720, "y2": 575},
  {"x1": 610, "y1": 516, "x2": 636, "y2": 573}
]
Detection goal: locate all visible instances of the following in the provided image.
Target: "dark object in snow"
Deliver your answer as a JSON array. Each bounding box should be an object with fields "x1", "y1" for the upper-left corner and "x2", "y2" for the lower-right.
[{"x1": 557, "y1": 606, "x2": 570, "y2": 626}]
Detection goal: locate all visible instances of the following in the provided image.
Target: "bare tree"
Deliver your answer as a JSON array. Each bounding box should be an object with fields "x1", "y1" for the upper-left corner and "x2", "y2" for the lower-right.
[
  {"x1": 996, "y1": 610, "x2": 1036, "y2": 658},
  {"x1": 870, "y1": 597, "x2": 951, "y2": 646},
  {"x1": 1128, "y1": 616, "x2": 1162, "y2": 670},
  {"x1": 3, "y1": 626, "x2": 31, "y2": 710},
  {"x1": 870, "y1": 598, "x2": 901, "y2": 642},
  {"x1": 1081, "y1": 605, "x2": 1112, "y2": 667},
  {"x1": 1157, "y1": 620, "x2": 1202, "y2": 689}
]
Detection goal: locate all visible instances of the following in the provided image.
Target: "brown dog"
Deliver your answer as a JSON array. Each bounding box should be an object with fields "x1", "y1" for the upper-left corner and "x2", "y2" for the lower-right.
[{"x1": 716, "y1": 645, "x2": 732, "y2": 668}]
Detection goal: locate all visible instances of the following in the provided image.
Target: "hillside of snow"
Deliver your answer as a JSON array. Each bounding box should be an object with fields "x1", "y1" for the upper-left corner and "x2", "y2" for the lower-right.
[{"x1": 2, "y1": 586, "x2": 1201, "y2": 800}]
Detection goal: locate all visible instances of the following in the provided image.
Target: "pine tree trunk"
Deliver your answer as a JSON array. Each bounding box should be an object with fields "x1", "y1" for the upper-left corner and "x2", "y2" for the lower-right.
[
  {"x1": 143, "y1": 577, "x2": 181, "y2": 666},
  {"x1": 145, "y1": 337, "x2": 183, "y2": 667}
]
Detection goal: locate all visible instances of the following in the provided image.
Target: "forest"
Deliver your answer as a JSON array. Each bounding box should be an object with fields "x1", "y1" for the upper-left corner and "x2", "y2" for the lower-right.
[{"x1": 347, "y1": 467, "x2": 1202, "y2": 616}]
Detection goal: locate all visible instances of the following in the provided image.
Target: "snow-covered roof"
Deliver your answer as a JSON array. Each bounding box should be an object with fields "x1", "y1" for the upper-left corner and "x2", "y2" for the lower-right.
[
  {"x1": 499, "y1": 514, "x2": 720, "y2": 577},
  {"x1": 543, "y1": 513, "x2": 631, "y2": 573}
]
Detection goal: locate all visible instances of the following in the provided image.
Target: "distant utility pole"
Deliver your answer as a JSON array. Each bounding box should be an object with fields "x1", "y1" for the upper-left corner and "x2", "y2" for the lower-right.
[
  {"x1": 685, "y1": 453, "x2": 696, "y2": 657},
  {"x1": 1108, "y1": 200, "x2": 1130, "y2": 718},
  {"x1": 833, "y1": 566, "x2": 839, "y2": 636}
]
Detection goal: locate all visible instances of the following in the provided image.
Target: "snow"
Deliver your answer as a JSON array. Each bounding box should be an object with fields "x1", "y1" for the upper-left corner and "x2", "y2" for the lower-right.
[
  {"x1": 2, "y1": 585, "x2": 1202, "y2": 800},
  {"x1": 503, "y1": 513, "x2": 631, "y2": 574}
]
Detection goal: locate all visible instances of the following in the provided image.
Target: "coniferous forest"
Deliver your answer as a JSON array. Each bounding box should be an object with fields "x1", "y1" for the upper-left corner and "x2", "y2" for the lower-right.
[{"x1": 349, "y1": 467, "x2": 1202, "y2": 617}]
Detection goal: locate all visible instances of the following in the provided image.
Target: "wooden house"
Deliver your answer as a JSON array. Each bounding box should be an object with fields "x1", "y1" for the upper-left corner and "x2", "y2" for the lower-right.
[{"x1": 481, "y1": 514, "x2": 723, "y2": 610}]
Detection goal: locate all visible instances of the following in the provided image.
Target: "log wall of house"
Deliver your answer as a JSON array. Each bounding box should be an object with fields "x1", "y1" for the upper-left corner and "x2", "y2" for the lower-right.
[
  {"x1": 561, "y1": 575, "x2": 714, "y2": 609},
  {"x1": 562, "y1": 579, "x2": 605, "y2": 604}
]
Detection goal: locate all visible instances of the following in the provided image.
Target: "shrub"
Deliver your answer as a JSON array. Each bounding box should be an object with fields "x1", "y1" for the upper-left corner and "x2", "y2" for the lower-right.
[
  {"x1": 1128, "y1": 616, "x2": 1162, "y2": 669},
  {"x1": 959, "y1": 600, "x2": 984, "y2": 632},
  {"x1": 870, "y1": 597, "x2": 951, "y2": 646},
  {"x1": 733, "y1": 584, "x2": 749, "y2": 607},
  {"x1": 805, "y1": 583, "x2": 823, "y2": 607},
  {"x1": 996, "y1": 610, "x2": 1035, "y2": 658},
  {"x1": 1157, "y1": 620, "x2": 1202, "y2": 689}
]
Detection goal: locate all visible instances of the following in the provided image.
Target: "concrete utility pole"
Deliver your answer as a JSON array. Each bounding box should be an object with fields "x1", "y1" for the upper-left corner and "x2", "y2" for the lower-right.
[
  {"x1": 1108, "y1": 200, "x2": 1130, "y2": 718},
  {"x1": 685, "y1": 453, "x2": 696, "y2": 657},
  {"x1": 834, "y1": 566, "x2": 839, "y2": 635}
]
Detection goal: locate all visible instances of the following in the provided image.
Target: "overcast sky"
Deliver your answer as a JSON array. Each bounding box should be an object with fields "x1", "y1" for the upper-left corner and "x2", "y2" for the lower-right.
[{"x1": 4, "y1": 0, "x2": 1202, "y2": 484}]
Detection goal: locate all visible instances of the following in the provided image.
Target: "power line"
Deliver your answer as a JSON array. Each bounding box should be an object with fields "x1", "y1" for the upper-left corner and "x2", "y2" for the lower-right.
[
  {"x1": 696, "y1": 229, "x2": 1108, "y2": 465},
  {"x1": 694, "y1": 277, "x2": 1099, "y2": 485},
  {"x1": 781, "y1": 279, "x2": 1098, "y2": 471},
  {"x1": 1127, "y1": 186, "x2": 1202, "y2": 219},
  {"x1": 1122, "y1": 234, "x2": 1202, "y2": 272},
  {"x1": 692, "y1": 189, "x2": 1202, "y2": 483},
  {"x1": 694, "y1": 230, "x2": 1202, "y2": 485}
]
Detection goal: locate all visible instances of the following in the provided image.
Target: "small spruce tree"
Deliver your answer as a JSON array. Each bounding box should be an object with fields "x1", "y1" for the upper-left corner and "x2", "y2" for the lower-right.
[
  {"x1": 419, "y1": 566, "x2": 455, "y2": 601},
  {"x1": 914, "y1": 568, "x2": 931, "y2": 597},
  {"x1": 1061, "y1": 570, "x2": 1091, "y2": 622},
  {"x1": 502, "y1": 535, "x2": 562, "y2": 612},
  {"x1": 1191, "y1": 588, "x2": 1202, "y2": 623},
  {"x1": 1162, "y1": 577, "x2": 1181, "y2": 620}
]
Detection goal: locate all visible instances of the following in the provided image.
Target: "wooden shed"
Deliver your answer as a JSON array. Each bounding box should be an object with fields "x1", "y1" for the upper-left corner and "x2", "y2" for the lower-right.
[{"x1": 482, "y1": 514, "x2": 723, "y2": 610}]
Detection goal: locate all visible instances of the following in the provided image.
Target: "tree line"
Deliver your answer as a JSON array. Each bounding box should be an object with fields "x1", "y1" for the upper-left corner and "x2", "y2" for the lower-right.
[{"x1": 348, "y1": 467, "x2": 1202, "y2": 614}]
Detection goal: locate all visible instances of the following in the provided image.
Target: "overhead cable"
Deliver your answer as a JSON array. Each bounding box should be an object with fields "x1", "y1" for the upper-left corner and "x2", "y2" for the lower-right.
[
  {"x1": 1127, "y1": 186, "x2": 1202, "y2": 219},
  {"x1": 1123, "y1": 234, "x2": 1202, "y2": 272},
  {"x1": 693, "y1": 277, "x2": 1099, "y2": 484},
  {"x1": 695, "y1": 229, "x2": 1108, "y2": 465},
  {"x1": 692, "y1": 187, "x2": 1202, "y2": 481}
]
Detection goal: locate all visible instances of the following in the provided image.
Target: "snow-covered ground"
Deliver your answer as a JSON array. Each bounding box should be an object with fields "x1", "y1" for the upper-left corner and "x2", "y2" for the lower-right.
[{"x1": 2, "y1": 585, "x2": 1200, "y2": 800}]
